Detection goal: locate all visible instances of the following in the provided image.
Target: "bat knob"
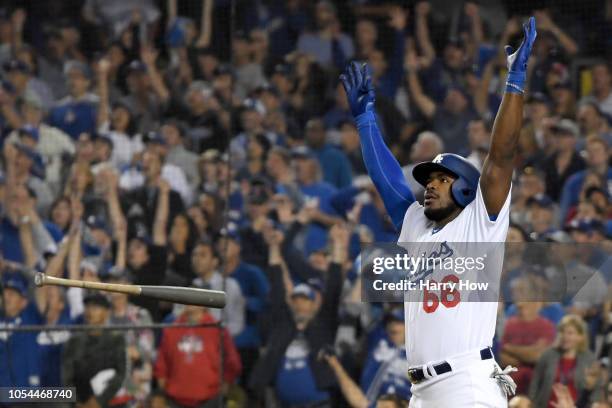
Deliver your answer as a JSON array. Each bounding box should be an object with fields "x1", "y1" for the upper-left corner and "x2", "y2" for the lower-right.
[{"x1": 34, "y1": 273, "x2": 46, "y2": 287}]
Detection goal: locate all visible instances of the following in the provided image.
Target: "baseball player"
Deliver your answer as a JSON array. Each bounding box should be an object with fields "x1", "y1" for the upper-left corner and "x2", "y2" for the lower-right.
[{"x1": 341, "y1": 16, "x2": 537, "y2": 408}]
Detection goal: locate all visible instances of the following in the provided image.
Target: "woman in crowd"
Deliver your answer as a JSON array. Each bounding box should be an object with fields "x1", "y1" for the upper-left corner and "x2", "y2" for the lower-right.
[{"x1": 529, "y1": 314, "x2": 600, "y2": 407}]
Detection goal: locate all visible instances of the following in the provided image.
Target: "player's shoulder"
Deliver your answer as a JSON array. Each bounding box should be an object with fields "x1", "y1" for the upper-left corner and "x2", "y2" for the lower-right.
[
  {"x1": 401, "y1": 201, "x2": 427, "y2": 225},
  {"x1": 464, "y1": 180, "x2": 512, "y2": 224},
  {"x1": 399, "y1": 201, "x2": 428, "y2": 241}
]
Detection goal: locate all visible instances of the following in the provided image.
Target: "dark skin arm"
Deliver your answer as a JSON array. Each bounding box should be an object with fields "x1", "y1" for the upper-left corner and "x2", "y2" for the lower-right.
[
  {"x1": 480, "y1": 93, "x2": 523, "y2": 215},
  {"x1": 480, "y1": 18, "x2": 536, "y2": 215}
]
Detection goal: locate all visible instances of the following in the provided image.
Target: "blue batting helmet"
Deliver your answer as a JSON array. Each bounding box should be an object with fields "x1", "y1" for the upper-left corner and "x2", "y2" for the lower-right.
[{"x1": 412, "y1": 153, "x2": 481, "y2": 208}]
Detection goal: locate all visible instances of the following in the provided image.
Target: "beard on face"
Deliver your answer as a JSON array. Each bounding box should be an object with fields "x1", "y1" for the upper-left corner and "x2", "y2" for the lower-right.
[{"x1": 424, "y1": 200, "x2": 459, "y2": 222}]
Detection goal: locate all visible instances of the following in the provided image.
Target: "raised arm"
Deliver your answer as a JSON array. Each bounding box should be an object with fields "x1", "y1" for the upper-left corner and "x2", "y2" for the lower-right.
[
  {"x1": 96, "y1": 58, "x2": 111, "y2": 129},
  {"x1": 67, "y1": 196, "x2": 83, "y2": 281},
  {"x1": 195, "y1": 0, "x2": 213, "y2": 48},
  {"x1": 323, "y1": 354, "x2": 368, "y2": 408},
  {"x1": 405, "y1": 46, "x2": 436, "y2": 119},
  {"x1": 480, "y1": 17, "x2": 537, "y2": 216},
  {"x1": 464, "y1": 2, "x2": 484, "y2": 62},
  {"x1": 340, "y1": 62, "x2": 415, "y2": 230},
  {"x1": 140, "y1": 47, "x2": 170, "y2": 103},
  {"x1": 414, "y1": 1, "x2": 435, "y2": 69},
  {"x1": 534, "y1": 10, "x2": 578, "y2": 56},
  {"x1": 11, "y1": 9, "x2": 26, "y2": 52},
  {"x1": 167, "y1": 0, "x2": 177, "y2": 25},
  {"x1": 153, "y1": 179, "x2": 170, "y2": 246}
]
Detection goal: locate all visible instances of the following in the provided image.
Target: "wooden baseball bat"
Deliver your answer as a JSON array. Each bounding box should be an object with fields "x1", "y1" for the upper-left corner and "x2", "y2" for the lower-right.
[{"x1": 34, "y1": 273, "x2": 226, "y2": 309}]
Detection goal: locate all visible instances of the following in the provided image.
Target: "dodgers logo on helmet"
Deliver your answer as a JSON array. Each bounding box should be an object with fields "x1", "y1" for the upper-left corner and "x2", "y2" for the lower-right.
[{"x1": 412, "y1": 153, "x2": 481, "y2": 208}]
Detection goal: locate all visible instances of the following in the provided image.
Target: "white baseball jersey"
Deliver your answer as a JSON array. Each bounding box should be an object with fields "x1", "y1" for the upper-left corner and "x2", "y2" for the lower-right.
[{"x1": 398, "y1": 183, "x2": 511, "y2": 367}]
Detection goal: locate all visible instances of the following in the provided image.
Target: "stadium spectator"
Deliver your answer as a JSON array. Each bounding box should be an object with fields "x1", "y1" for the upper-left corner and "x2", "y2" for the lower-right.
[
  {"x1": 216, "y1": 224, "x2": 269, "y2": 387},
  {"x1": 359, "y1": 309, "x2": 411, "y2": 402},
  {"x1": 580, "y1": 62, "x2": 612, "y2": 117},
  {"x1": 154, "y1": 299, "x2": 241, "y2": 408},
  {"x1": 576, "y1": 102, "x2": 612, "y2": 145},
  {"x1": 322, "y1": 347, "x2": 410, "y2": 408},
  {"x1": 161, "y1": 120, "x2": 200, "y2": 192},
  {"x1": 500, "y1": 300, "x2": 557, "y2": 394},
  {"x1": 231, "y1": 31, "x2": 266, "y2": 100},
  {"x1": 559, "y1": 136, "x2": 612, "y2": 223},
  {"x1": 465, "y1": 119, "x2": 491, "y2": 170},
  {"x1": 7, "y1": 93, "x2": 75, "y2": 194},
  {"x1": 47, "y1": 60, "x2": 98, "y2": 140},
  {"x1": 0, "y1": 271, "x2": 43, "y2": 388},
  {"x1": 62, "y1": 292, "x2": 126, "y2": 407},
  {"x1": 0, "y1": 180, "x2": 56, "y2": 264},
  {"x1": 121, "y1": 54, "x2": 170, "y2": 136},
  {"x1": 190, "y1": 239, "x2": 245, "y2": 338},
  {"x1": 305, "y1": 117, "x2": 353, "y2": 188},
  {"x1": 37, "y1": 230, "x2": 80, "y2": 387},
  {"x1": 296, "y1": 0, "x2": 354, "y2": 70},
  {"x1": 124, "y1": 231, "x2": 168, "y2": 321},
  {"x1": 541, "y1": 119, "x2": 586, "y2": 202},
  {"x1": 121, "y1": 151, "x2": 185, "y2": 236},
  {"x1": 248, "y1": 223, "x2": 347, "y2": 405},
  {"x1": 401, "y1": 130, "x2": 444, "y2": 197},
  {"x1": 529, "y1": 314, "x2": 600, "y2": 407},
  {"x1": 404, "y1": 45, "x2": 479, "y2": 154},
  {"x1": 108, "y1": 273, "x2": 156, "y2": 406}
]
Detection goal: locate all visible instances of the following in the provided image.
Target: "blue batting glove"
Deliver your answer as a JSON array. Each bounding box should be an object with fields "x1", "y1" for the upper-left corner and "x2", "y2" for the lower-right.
[
  {"x1": 504, "y1": 16, "x2": 537, "y2": 94},
  {"x1": 340, "y1": 61, "x2": 375, "y2": 117}
]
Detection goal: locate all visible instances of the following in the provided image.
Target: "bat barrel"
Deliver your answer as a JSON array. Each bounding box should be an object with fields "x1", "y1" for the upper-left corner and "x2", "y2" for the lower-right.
[{"x1": 141, "y1": 286, "x2": 226, "y2": 309}]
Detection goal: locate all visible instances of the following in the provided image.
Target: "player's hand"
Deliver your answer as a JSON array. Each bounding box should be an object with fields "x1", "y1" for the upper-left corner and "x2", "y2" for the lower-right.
[
  {"x1": 340, "y1": 61, "x2": 375, "y2": 118},
  {"x1": 504, "y1": 16, "x2": 536, "y2": 93},
  {"x1": 505, "y1": 16, "x2": 536, "y2": 72}
]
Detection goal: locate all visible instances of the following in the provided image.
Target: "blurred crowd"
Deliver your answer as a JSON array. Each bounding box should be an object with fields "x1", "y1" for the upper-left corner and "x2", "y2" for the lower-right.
[{"x1": 0, "y1": 0, "x2": 611, "y2": 407}]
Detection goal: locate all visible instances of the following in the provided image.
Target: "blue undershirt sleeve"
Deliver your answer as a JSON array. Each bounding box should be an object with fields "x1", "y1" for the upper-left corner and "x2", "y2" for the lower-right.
[{"x1": 355, "y1": 111, "x2": 415, "y2": 230}]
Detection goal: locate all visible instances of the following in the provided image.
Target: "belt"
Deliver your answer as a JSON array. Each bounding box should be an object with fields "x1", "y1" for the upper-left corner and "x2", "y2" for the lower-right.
[{"x1": 407, "y1": 347, "x2": 493, "y2": 384}]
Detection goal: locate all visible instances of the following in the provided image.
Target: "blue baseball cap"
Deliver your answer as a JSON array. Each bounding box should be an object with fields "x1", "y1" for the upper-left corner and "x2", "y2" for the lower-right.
[
  {"x1": 526, "y1": 193, "x2": 554, "y2": 209},
  {"x1": 83, "y1": 292, "x2": 111, "y2": 308},
  {"x1": 64, "y1": 60, "x2": 92, "y2": 80},
  {"x1": 291, "y1": 145, "x2": 315, "y2": 160},
  {"x1": 291, "y1": 283, "x2": 316, "y2": 300},
  {"x1": 565, "y1": 218, "x2": 605, "y2": 235},
  {"x1": 86, "y1": 215, "x2": 112, "y2": 235},
  {"x1": 2, "y1": 272, "x2": 29, "y2": 297},
  {"x1": 3, "y1": 59, "x2": 30, "y2": 74},
  {"x1": 385, "y1": 308, "x2": 405, "y2": 324},
  {"x1": 144, "y1": 131, "x2": 166, "y2": 145},
  {"x1": 13, "y1": 142, "x2": 45, "y2": 178},
  {"x1": 127, "y1": 60, "x2": 148, "y2": 75},
  {"x1": 220, "y1": 222, "x2": 241, "y2": 243},
  {"x1": 165, "y1": 17, "x2": 193, "y2": 47}
]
